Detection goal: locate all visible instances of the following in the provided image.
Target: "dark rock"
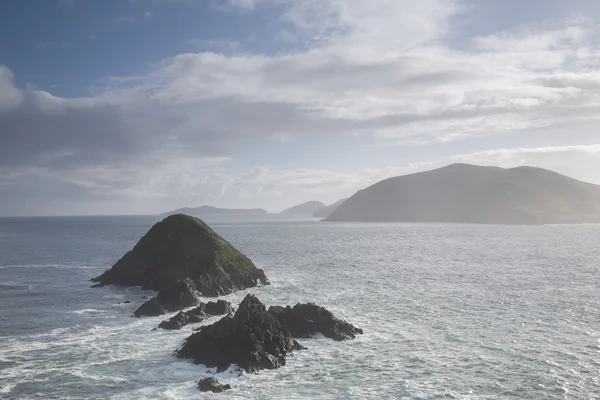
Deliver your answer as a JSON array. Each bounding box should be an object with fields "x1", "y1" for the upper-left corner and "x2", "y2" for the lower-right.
[
  {"x1": 158, "y1": 311, "x2": 207, "y2": 330},
  {"x1": 197, "y1": 377, "x2": 231, "y2": 393},
  {"x1": 91, "y1": 214, "x2": 269, "y2": 295},
  {"x1": 177, "y1": 294, "x2": 303, "y2": 372},
  {"x1": 124, "y1": 300, "x2": 131, "y2": 304},
  {"x1": 187, "y1": 304, "x2": 206, "y2": 316},
  {"x1": 205, "y1": 300, "x2": 233, "y2": 316},
  {"x1": 268, "y1": 303, "x2": 363, "y2": 341},
  {"x1": 134, "y1": 298, "x2": 165, "y2": 317},
  {"x1": 134, "y1": 280, "x2": 198, "y2": 317},
  {"x1": 156, "y1": 280, "x2": 198, "y2": 311},
  {"x1": 187, "y1": 300, "x2": 233, "y2": 317}
]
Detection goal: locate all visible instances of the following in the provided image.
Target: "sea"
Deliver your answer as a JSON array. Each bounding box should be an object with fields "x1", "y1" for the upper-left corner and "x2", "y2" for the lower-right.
[{"x1": 0, "y1": 215, "x2": 599, "y2": 400}]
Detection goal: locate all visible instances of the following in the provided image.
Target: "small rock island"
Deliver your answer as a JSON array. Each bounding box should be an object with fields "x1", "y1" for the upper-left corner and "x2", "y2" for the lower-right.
[
  {"x1": 90, "y1": 214, "x2": 363, "y2": 393},
  {"x1": 91, "y1": 214, "x2": 269, "y2": 298},
  {"x1": 177, "y1": 294, "x2": 363, "y2": 373}
]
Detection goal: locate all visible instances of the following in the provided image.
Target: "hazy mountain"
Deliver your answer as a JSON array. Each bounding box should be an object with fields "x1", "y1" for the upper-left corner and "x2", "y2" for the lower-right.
[
  {"x1": 325, "y1": 164, "x2": 600, "y2": 224},
  {"x1": 313, "y1": 199, "x2": 348, "y2": 218},
  {"x1": 280, "y1": 201, "x2": 325, "y2": 215},
  {"x1": 163, "y1": 205, "x2": 267, "y2": 217}
]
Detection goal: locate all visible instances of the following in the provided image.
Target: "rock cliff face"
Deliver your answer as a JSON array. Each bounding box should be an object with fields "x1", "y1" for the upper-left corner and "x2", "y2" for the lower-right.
[{"x1": 91, "y1": 214, "x2": 268, "y2": 295}]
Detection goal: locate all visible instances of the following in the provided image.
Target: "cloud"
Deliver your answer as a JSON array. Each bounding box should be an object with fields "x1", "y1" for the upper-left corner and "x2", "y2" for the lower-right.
[{"x1": 3, "y1": 0, "x2": 600, "y2": 214}]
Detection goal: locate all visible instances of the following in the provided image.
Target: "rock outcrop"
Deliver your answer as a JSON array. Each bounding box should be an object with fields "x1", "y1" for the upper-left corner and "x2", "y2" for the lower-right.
[
  {"x1": 158, "y1": 311, "x2": 207, "y2": 330},
  {"x1": 133, "y1": 298, "x2": 165, "y2": 317},
  {"x1": 197, "y1": 377, "x2": 231, "y2": 393},
  {"x1": 177, "y1": 295, "x2": 304, "y2": 372},
  {"x1": 91, "y1": 214, "x2": 269, "y2": 295},
  {"x1": 204, "y1": 300, "x2": 234, "y2": 316},
  {"x1": 268, "y1": 303, "x2": 363, "y2": 341},
  {"x1": 158, "y1": 300, "x2": 233, "y2": 330},
  {"x1": 134, "y1": 280, "x2": 198, "y2": 317}
]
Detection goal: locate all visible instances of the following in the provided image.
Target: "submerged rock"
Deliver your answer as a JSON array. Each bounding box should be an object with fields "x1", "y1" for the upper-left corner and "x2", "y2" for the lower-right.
[
  {"x1": 177, "y1": 294, "x2": 303, "y2": 372},
  {"x1": 197, "y1": 377, "x2": 231, "y2": 393},
  {"x1": 268, "y1": 303, "x2": 363, "y2": 341},
  {"x1": 134, "y1": 280, "x2": 198, "y2": 317},
  {"x1": 91, "y1": 214, "x2": 269, "y2": 295},
  {"x1": 158, "y1": 311, "x2": 207, "y2": 330}
]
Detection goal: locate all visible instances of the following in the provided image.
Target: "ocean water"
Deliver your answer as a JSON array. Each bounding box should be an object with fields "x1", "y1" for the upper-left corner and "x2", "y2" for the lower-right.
[{"x1": 0, "y1": 215, "x2": 599, "y2": 400}]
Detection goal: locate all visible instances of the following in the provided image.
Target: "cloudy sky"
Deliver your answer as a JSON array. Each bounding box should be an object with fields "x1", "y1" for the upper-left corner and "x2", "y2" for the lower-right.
[{"x1": 1, "y1": 0, "x2": 600, "y2": 216}]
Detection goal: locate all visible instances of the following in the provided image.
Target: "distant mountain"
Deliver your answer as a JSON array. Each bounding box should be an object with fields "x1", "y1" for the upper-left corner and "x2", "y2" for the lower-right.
[
  {"x1": 163, "y1": 205, "x2": 268, "y2": 217},
  {"x1": 313, "y1": 199, "x2": 348, "y2": 218},
  {"x1": 280, "y1": 201, "x2": 325, "y2": 216},
  {"x1": 325, "y1": 164, "x2": 600, "y2": 225}
]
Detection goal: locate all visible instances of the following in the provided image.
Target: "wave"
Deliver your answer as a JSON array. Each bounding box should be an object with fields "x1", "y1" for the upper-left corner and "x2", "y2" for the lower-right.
[
  {"x1": 0, "y1": 264, "x2": 101, "y2": 270},
  {"x1": 69, "y1": 309, "x2": 106, "y2": 315}
]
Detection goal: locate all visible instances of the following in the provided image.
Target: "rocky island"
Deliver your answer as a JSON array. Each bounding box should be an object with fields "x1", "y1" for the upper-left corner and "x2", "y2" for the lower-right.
[
  {"x1": 177, "y1": 294, "x2": 362, "y2": 373},
  {"x1": 91, "y1": 214, "x2": 363, "y2": 393},
  {"x1": 91, "y1": 214, "x2": 268, "y2": 298}
]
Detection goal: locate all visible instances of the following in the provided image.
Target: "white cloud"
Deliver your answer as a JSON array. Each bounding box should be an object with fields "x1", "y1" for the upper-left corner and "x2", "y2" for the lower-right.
[
  {"x1": 0, "y1": 66, "x2": 23, "y2": 109},
  {"x1": 3, "y1": 0, "x2": 600, "y2": 214}
]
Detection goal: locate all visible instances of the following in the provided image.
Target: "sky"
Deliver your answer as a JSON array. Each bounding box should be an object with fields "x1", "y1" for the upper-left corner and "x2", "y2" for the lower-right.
[{"x1": 1, "y1": 0, "x2": 600, "y2": 216}]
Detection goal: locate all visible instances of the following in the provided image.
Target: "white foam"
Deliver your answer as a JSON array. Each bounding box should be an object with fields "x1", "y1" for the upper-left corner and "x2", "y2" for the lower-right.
[{"x1": 70, "y1": 308, "x2": 105, "y2": 315}]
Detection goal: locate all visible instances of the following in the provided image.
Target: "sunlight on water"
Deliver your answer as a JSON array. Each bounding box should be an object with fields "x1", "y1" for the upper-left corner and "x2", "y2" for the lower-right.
[{"x1": 0, "y1": 216, "x2": 599, "y2": 399}]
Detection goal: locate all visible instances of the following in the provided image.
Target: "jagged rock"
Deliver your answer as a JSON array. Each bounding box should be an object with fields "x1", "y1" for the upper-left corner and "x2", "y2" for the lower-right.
[
  {"x1": 268, "y1": 303, "x2": 363, "y2": 341},
  {"x1": 158, "y1": 311, "x2": 207, "y2": 330},
  {"x1": 123, "y1": 300, "x2": 131, "y2": 304},
  {"x1": 188, "y1": 300, "x2": 233, "y2": 317},
  {"x1": 156, "y1": 280, "x2": 198, "y2": 310},
  {"x1": 187, "y1": 305, "x2": 206, "y2": 316},
  {"x1": 133, "y1": 298, "x2": 165, "y2": 317},
  {"x1": 177, "y1": 294, "x2": 303, "y2": 372},
  {"x1": 205, "y1": 300, "x2": 233, "y2": 316},
  {"x1": 197, "y1": 377, "x2": 231, "y2": 393},
  {"x1": 91, "y1": 214, "x2": 269, "y2": 295},
  {"x1": 133, "y1": 280, "x2": 198, "y2": 317}
]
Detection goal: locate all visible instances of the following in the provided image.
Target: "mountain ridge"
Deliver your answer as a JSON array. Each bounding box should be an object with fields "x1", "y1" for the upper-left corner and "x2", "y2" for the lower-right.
[
  {"x1": 280, "y1": 201, "x2": 325, "y2": 215},
  {"x1": 313, "y1": 198, "x2": 347, "y2": 218},
  {"x1": 325, "y1": 163, "x2": 600, "y2": 224},
  {"x1": 163, "y1": 205, "x2": 267, "y2": 216}
]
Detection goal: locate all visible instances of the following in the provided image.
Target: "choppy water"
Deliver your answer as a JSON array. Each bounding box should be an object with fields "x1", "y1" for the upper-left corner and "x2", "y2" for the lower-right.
[{"x1": 0, "y1": 215, "x2": 599, "y2": 400}]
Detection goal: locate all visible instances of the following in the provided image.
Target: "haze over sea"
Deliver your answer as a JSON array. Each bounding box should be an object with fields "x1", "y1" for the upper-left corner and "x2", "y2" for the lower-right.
[{"x1": 0, "y1": 215, "x2": 599, "y2": 400}]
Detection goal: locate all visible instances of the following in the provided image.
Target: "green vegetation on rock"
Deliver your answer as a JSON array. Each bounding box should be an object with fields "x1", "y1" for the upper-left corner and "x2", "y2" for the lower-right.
[{"x1": 92, "y1": 214, "x2": 268, "y2": 295}]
